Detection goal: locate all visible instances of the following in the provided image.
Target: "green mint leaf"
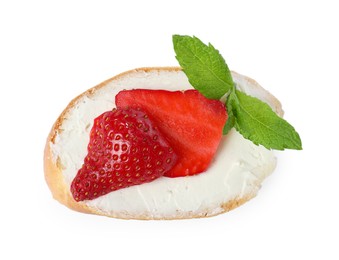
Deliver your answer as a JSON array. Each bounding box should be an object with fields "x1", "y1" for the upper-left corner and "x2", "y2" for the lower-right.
[
  {"x1": 223, "y1": 106, "x2": 235, "y2": 135},
  {"x1": 223, "y1": 88, "x2": 237, "y2": 135},
  {"x1": 173, "y1": 35, "x2": 233, "y2": 99},
  {"x1": 233, "y1": 90, "x2": 302, "y2": 150}
]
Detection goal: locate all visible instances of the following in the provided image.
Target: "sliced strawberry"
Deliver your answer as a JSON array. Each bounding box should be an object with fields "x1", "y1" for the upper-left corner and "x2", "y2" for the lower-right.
[
  {"x1": 115, "y1": 89, "x2": 227, "y2": 177},
  {"x1": 71, "y1": 107, "x2": 177, "y2": 201}
]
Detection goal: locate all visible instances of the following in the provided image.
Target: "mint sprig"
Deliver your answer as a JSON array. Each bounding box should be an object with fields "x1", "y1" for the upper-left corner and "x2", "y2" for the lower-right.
[{"x1": 173, "y1": 35, "x2": 302, "y2": 150}]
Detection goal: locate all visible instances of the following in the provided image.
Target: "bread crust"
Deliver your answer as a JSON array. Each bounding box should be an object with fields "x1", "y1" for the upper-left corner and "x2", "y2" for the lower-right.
[{"x1": 44, "y1": 67, "x2": 282, "y2": 219}]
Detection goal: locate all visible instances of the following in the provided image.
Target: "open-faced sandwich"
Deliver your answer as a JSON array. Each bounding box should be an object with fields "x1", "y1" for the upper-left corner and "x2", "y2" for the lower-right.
[{"x1": 44, "y1": 35, "x2": 302, "y2": 219}]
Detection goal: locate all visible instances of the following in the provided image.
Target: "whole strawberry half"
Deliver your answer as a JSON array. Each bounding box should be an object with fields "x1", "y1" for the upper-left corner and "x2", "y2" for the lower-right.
[
  {"x1": 71, "y1": 107, "x2": 178, "y2": 201},
  {"x1": 116, "y1": 89, "x2": 227, "y2": 177}
]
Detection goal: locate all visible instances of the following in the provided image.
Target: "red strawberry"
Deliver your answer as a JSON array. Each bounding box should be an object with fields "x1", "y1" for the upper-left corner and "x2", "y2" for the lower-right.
[
  {"x1": 71, "y1": 107, "x2": 177, "y2": 201},
  {"x1": 115, "y1": 89, "x2": 227, "y2": 177}
]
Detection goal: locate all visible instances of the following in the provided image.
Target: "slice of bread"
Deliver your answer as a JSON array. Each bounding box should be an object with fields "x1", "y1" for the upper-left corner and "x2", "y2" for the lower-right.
[{"x1": 44, "y1": 67, "x2": 283, "y2": 219}]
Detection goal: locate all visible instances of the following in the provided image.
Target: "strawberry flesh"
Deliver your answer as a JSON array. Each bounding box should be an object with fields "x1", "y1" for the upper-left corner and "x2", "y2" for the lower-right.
[
  {"x1": 115, "y1": 89, "x2": 227, "y2": 177},
  {"x1": 71, "y1": 107, "x2": 177, "y2": 201}
]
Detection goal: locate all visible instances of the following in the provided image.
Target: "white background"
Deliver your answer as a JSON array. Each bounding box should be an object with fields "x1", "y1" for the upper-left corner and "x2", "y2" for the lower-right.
[{"x1": 1, "y1": 0, "x2": 338, "y2": 259}]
